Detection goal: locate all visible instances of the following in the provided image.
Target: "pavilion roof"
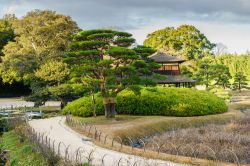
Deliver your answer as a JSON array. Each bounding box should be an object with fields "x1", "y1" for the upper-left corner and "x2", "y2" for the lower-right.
[
  {"x1": 150, "y1": 52, "x2": 186, "y2": 63},
  {"x1": 157, "y1": 75, "x2": 195, "y2": 84}
]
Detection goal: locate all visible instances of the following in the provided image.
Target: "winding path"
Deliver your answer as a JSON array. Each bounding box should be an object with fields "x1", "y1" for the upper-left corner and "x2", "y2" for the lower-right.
[{"x1": 29, "y1": 117, "x2": 185, "y2": 166}]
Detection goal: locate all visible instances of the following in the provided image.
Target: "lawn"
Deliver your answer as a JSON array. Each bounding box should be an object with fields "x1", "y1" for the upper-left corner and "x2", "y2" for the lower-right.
[
  {"x1": 68, "y1": 109, "x2": 243, "y2": 166},
  {"x1": 0, "y1": 132, "x2": 48, "y2": 166},
  {"x1": 71, "y1": 108, "x2": 242, "y2": 139},
  {"x1": 69, "y1": 90, "x2": 249, "y2": 139},
  {"x1": 67, "y1": 91, "x2": 250, "y2": 165}
]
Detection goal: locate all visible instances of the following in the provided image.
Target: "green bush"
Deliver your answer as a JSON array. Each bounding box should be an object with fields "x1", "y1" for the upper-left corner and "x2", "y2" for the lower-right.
[
  {"x1": 64, "y1": 87, "x2": 228, "y2": 117},
  {"x1": 63, "y1": 93, "x2": 104, "y2": 117},
  {"x1": 0, "y1": 118, "x2": 8, "y2": 133}
]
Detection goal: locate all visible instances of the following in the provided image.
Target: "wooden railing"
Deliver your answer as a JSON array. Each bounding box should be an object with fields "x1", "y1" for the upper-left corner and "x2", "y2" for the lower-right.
[{"x1": 154, "y1": 70, "x2": 180, "y2": 75}]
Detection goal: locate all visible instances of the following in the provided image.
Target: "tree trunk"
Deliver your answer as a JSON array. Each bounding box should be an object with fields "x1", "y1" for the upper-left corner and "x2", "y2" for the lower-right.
[
  {"x1": 239, "y1": 82, "x2": 241, "y2": 92},
  {"x1": 103, "y1": 97, "x2": 116, "y2": 118},
  {"x1": 206, "y1": 71, "x2": 209, "y2": 89},
  {"x1": 60, "y1": 99, "x2": 68, "y2": 110},
  {"x1": 91, "y1": 93, "x2": 96, "y2": 117}
]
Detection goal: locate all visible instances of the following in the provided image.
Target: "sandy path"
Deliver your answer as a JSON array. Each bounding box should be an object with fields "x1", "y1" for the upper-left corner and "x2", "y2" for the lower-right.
[{"x1": 29, "y1": 117, "x2": 185, "y2": 166}]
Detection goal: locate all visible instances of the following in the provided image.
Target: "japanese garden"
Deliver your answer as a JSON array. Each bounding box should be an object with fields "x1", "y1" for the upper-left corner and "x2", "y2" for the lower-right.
[{"x1": 0, "y1": 6, "x2": 250, "y2": 166}]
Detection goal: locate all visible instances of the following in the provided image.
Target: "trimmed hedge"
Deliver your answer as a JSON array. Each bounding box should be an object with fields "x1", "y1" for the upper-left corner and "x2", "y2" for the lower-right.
[
  {"x1": 63, "y1": 93, "x2": 104, "y2": 117},
  {"x1": 63, "y1": 87, "x2": 228, "y2": 117}
]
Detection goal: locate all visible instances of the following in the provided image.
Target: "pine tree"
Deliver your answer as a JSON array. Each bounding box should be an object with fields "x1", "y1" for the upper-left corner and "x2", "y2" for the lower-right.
[
  {"x1": 65, "y1": 29, "x2": 158, "y2": 118},
  {"x1": 233, "y1": 72, "x2": 248, "y2": 91}
]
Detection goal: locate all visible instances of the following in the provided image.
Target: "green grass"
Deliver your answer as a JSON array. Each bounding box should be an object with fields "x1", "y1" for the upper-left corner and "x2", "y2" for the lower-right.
[
  {"x1": 115, "y1": 110, "x2": 242, "y2": 139},
  {"x1": 232, "y1": 90, "x2": 250, "y2": 96},
  {"x1": 69, "y1": 112, "x2": 241, "y2": 166},
  {"x1": 0, "y1": 132, "x2": 48, "y2": 166},
  {"x1": 71, "y1": 108, "x2": 243, "y2": 140},
  {"x1": 73, "y1": 114, "x2": 141, "y2": 124}
]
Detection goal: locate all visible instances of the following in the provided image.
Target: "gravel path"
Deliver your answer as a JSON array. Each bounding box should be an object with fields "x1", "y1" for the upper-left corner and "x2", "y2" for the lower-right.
[{"x1": 29, "y1": 117, "x2": 185, "y2": 166}]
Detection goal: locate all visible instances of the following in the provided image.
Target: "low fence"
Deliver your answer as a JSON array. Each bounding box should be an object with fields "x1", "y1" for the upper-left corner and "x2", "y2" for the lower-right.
[
  {"x1": 3, "y1": 115, "x2": 244, "y2": 165},
  {"x1": 0, "y1": 116, "x2": 27, "y2": 133},
  {"x1": 14, "y1": 124, "x2": 170, "y2": 166},
  {"x1": 65, "y1": 115, "x2": 243, "y2": 165}
]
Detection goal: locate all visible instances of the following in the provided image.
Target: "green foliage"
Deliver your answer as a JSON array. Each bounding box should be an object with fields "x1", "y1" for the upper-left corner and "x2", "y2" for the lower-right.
[
  {"x1": 194, "y1": 56, "x2": 231, "y2": 89},
  {"x1": 144, "y1": 25, "x2": 215, "y2": 60},
  {"x1": 212, "y1": 64, "x2": 232, "y2": 88},
  {"x1": 49, "y1": 84, "x2": 86, "y2": 108},
  {"x1": 209, "y1": 87, "x2": 232, "y2": 101},
  {"x1": 0, "y1": 10, "x2": 79, "y2": 84},
  {"x1": 194, "y1": 57, "x2": 215, "y2": 88},
  {"x1": 233, "y1": 72, "x2": 248, "y2": 91},
  {"x1": 215, "y1": 54, "x2": 250, "y2": 84},
  {"x1": 65, "y1": 29, "x2": 158, "y2": 117},
  {"x1": 1, "y1": 132, "x2": 48, "y2": 166},
  {"x1": 0, "y1": 15, "x2": 15, "y2": 56},
  {"x1": 34, "y1": 61, "x2": 70, "y2": 85},
  {"x1": 63, "y1": 93, "x2": 104, "y2": 117},
  {"x1": 64, "y1": 87, "x2": 227, "y2": 117},
  {"x1": 117, "y1": 87, "x2": 227, "y2": 116},
  {"x1": 0, "y1": 118, "x2": 8, "y2": 133},
  {"x1": 25, "y1": 88, "x2": 51, "y2": 107}
]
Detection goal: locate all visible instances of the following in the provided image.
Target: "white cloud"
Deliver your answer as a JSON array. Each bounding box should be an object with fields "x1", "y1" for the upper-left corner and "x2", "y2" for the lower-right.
[
  {"x1": 128, "y1": 20, "x2": 250, "y2": 54},
  {"x1": 0, "y1": 0, "x2": 250, "y2": 53}
]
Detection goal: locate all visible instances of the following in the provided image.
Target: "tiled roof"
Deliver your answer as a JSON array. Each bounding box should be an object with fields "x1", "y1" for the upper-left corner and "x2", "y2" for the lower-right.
[
  {"x1": 157, "y1": 75, "x2": 195, "y2": 84},
  {"x1": 150, "y1": 52, "x2": 186, "y2": 63}
]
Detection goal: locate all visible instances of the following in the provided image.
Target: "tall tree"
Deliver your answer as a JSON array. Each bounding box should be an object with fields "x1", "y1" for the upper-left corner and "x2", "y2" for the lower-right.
[
  {"x1": 144, "y1": 25, "x2": 215, "y2": 60},
  {"x1": 233, "y1": 72, "x2": 248, "y2": 91},
  {"x1": 0, "y1": 14, "x2": 16, "y2": 56},
  {"x1": 34, "y1": 61, "x2": 70, "y2": 86},
  {"x1": 194, "y1": 57, "x2": 215, "y2": 88},
  {"x1": 195, "y1": 57, "x2": 232, "y2": 89},
  {"x1": 215, "y1": 54, "x2": 250, "y2": 83},
  {"x1": 65, "y1": 29, "x2": 158, "y2": 118},
  {"x1": 49, "y1": 84, "x2": 86, "y2": 109},
  {"x1": 212, "y1": 64, "x2": 231, "y2": 89},
  {"x1": 0, "y1": 10, "x2": 79, "y2": 84}
]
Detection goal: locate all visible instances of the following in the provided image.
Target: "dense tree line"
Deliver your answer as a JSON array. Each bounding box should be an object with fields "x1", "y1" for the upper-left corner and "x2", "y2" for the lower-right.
[
  {"x1": 0, "y1": 10, "x2": 83, "y2": 106},
  {"x1": 144, "y1": 25, "x2": 249, "y2": 90},
  {"x1": 215, "y1": 54, "x2": 250, "y2": 83},
  {"x1": 0, "y1": 9, "x2": 249, "y2": 116}
]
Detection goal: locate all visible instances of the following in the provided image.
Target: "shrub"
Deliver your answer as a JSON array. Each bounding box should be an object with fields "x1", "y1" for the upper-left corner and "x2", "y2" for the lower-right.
[
  {"x1": 63, "y1": 93, "x2": 104, "y2": 117},
  {"x1": 64, "y1": 87, "x2": 228, "y2": 117},
  {"x1": 0, "y1": 118, "x2": 8, "y2": 134},
  {"x1": 117, "y1": 87, "x2": 228, "y2": 116}
]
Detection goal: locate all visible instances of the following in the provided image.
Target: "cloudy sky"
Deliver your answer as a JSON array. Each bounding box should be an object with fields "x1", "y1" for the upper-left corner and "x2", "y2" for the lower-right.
[{"x1": 0, "y1": 0, "x2": 250, "y2": 53}]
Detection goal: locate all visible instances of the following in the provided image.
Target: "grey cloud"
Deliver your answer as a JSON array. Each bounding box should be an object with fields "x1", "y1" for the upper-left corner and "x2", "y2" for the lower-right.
[{"x1": 1, "y1": 0, "x2": 250, "y2": 30}]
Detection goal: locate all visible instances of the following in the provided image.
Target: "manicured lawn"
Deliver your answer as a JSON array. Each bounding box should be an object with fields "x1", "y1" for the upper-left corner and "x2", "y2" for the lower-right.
[
  {"x1": 67, "y1": 91, "x2": 250, "y2": 166},
  {"x1": 69, "y1": 109, "x2": 243, "y2": 166},
  {"x1": 71, "y1": 108, "x2": 243, "y2": 139},
  {"x1": 73, "y1": 114, "x2": 141, "y2": 124},
  {"x1": 69, "y1": 91, "x2": 249, "y2": 139},
  {"x1": 0, "y1": 132, "x2": 48, "y2": 166}
]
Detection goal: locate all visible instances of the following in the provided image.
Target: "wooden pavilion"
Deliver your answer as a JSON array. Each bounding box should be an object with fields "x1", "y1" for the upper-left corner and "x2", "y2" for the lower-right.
[{"x1": 150, "y1": 52, "x2": 195, "y2": 87}]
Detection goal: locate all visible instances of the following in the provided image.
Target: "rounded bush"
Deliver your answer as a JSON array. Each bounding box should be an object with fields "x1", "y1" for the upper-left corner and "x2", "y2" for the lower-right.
[
  {"x1": 63, "y1": 93, "x2": 104, "y2": 117},
  {"x1": 63, "y1": 87, "x2": 228, "y2": 117}
]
